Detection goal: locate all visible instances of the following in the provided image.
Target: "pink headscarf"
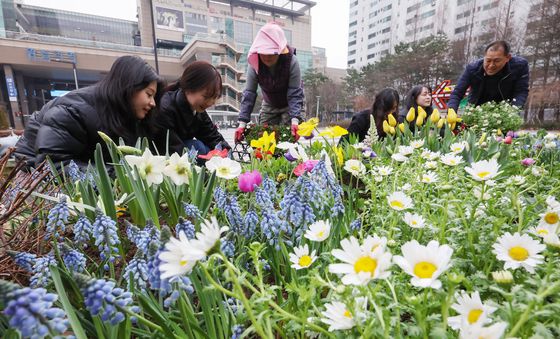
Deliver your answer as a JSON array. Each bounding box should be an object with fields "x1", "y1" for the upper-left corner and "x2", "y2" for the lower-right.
[{"x1": 247, "y1": 22, "x2": 288, "y2": 74}]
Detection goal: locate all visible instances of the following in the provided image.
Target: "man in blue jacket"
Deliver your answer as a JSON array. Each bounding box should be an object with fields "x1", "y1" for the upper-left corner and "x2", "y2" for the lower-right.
[{"x1": 447, "y1": 40, "x2": 529, "y2": 112}]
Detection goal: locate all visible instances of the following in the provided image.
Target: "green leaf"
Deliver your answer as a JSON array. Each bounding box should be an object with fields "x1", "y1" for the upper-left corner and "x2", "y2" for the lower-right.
[
  {"x1": 50, "y1": 266, "x2": 88, "y2": 339},
  {"x1": 94, "y1": 144, "x2": 117, "y2": 219}
]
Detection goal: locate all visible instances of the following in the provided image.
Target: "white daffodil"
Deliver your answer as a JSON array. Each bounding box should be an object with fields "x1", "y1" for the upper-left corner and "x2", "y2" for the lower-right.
[
  {"x1": 539, "y1": 209, "x2": 559, "y2": 228},
  {"x1": 492, "y1": 232, "x2": 545, "y2": 273},
  {"x1": 191, "y1": 216, "x2": 229, "y2": 255},
  {"x1": 403, "y1": 212, "x2": 426, "y2": 229},
  {"x1": 391, "y1": 153, "x2": 409, "y2": 162},
  {"x1": 424, "y1": 160, "x2": 438, "y2": 169},
  {"x1": 205, "y1": 157, "x2": 242, "y2": 180},
  {"x1": 465, "y1": 158, "x2": 500, "y2": 181},
  {"x1": 320, "y1": 301, "x2": 356, "y2": 331},
  {"x1": 393, "y1": 240, "x2": 453, "y2": 289},
  {"x1": 304, "y1": 220, "x2": 331, "y2": 242},
  {"x1": 448, "y1": 291, "x2": 497, "y2": 330},
  {"x1": 287, "y1": 144, "x2": 309, "y2": 161},
  {"x1": 125, "y1": 149, "x2": 166, "y2": 186},
  {"x1": 449, "y1": 141, "x2": 468, "y2": 154},
  {"x1": 410, "y1": 140, "x2": 425, "y2": 149},
  {"x1": 387, "y1": 191, "x2": 413, "y2": 211},
  {"x1": 163, "y1": 152, "x2": 192, "y2": 186},
  {"x1": 289, "y1": 244, "x2": 317, "y2": 270},
  {"x1": 421, "y1": 171, "x2": 438, "y2": 184},
  {"x1": 374, "y1": 165, "x2": 393, "y2": 176},
  {"x1": 329, "y1": 235, "x2": 392, "y2": 285},
  {"x1": 344, "y1": 159, "x2": 366, "y2": 176},
  {"x1": 398, "y1": 145, "x2": 414, "y2": 155},
  {"x1": 159, "y1": 232, "x2": 205, "y2": 280},
  {"x1": 276, "y1": 141, "x2": 297, "y2": 150},
  {"x1": 459, "y1": 321, "x2": 508, "y2": 339},
  {"x1": 440, "y1": 153, "x2": 464, "y2": 166}
]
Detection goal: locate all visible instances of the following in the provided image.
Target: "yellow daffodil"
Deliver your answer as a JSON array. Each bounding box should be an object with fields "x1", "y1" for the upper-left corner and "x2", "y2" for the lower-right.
[
  {"x1": 334, "y1": 146, "x2": 344, "y2": 165},
  {"x1": 388, "y1": 114, "x2": 397, "y2": 127},
  {"x1": 318, "y1": 125, "x2": 348, "y2": 138},
  {"x1": 430, "y1": 109, "x2": 440, "y2": 124},
  {"x1": 406, "y1": 107, "x2": 416, "y2": 122},
  {"x1": 297, "y1": 118, "x2": 319, "y2": 137},
  {"x1": 250, "y1": 131, "x2": 277, "y2": 155}
]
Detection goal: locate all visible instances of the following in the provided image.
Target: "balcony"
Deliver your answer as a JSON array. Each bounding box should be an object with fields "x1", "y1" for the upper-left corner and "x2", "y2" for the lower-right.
[
  {"x1": 215, "y1": 96, "x2": 240, "y2": 111},
  {"x1": 222, "y1": 76, "x2": 242, "y2": 93}
]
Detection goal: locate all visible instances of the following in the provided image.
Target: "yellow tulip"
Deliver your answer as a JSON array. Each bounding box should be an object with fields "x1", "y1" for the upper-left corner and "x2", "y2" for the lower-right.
[
  {"x1": 418, "y1": 106, "x2": 427, "y2": 119},
  {"x1": 416, "y1": 114, "x2": 424, "y2": 127},
  {"x1": 406, "y1": 107, "x2": 415, "y2": 122},
  {"x1": 497, "y1": 129, "x2": 503, "y2": 136},
  {"x1": 430, "y1": 109, "x2": 440, "y2": 124},
  {"x1": 382, "y1": 120, "x2": 390, "y2": 134},
  {"x1": 388, "y1": 114, "x2": 397, "y2": 127},
  {"x1": 437, "y1": 118, "x2": 445, "y2": 129},
  {"x1": 447, "y1": 108, "x2": 458, "y2": 124},
  {"x1": 398, "y1": 123, "x2": 405, "y2": 133},
  {"x1": 298, "y1": 118, "x2": 319, "y2": 137},
  {"x1": 389, "y1": 126, "x2": 396, "y2": 135}
]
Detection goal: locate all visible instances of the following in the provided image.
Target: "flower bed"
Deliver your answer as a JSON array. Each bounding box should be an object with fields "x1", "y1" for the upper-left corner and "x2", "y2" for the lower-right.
[{"x1": 0, "y1": 119, "x2": 559, "y2": 339}]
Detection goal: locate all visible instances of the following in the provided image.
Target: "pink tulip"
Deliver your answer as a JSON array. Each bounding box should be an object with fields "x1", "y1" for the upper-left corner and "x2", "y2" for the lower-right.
[
  {"x1": 293, "y1": 160, "x2": 319, "y2": 177},
  {"x1": 504, "y1": 136, "x2": 513, "y2": 144},
  {"x1": 521, "y1": 158, "x2": 535, "y2": 166},
  {"x1": 238, "y1": 170, "x2": 263, "y2": 192}
]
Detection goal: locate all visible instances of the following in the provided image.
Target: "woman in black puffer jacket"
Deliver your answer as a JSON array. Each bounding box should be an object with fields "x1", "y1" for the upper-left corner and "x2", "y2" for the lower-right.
[{"x1": 15, "y1": 56, "x2": 164, "y2": 169}]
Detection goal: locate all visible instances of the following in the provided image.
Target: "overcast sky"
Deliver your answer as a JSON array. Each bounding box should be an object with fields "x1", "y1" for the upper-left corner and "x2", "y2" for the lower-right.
[{"x1": 22, "y1": 0, "x2": 348, "y2": 68}]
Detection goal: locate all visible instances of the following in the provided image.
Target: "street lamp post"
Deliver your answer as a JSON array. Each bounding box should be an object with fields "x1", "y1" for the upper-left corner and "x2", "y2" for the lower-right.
[
  {"x1": 316, "y1": 96, "x2": 320, "y2": 119},
  {"x1": 51, "y1": 58, "x2": 79, "y2": 89}
]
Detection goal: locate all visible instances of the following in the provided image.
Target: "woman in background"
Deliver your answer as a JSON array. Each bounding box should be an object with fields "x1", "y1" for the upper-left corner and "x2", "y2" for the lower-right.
[{"x1": 400, "y1": 85, "x2": 433, "y2": 131}]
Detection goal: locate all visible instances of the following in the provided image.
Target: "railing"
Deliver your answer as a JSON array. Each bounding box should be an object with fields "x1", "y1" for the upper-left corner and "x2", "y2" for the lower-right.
[
  {"x1": 215, "y1": 96, "x2": 240, "y2": 110},
  {"x1": 0, "y1": 29, "x2": 153, "y2": 54},
  {"x1": 222, "y1": 76, "x2": 240, "y2": 90}
]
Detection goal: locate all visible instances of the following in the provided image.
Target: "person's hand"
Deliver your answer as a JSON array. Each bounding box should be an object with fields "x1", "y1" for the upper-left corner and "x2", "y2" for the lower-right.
[
  {"x1": 234, "y1": 127, "x2": 245, "y2": 143},
  {"x1": 290, "y1": 124, "x2": 300, "y2": 142}
]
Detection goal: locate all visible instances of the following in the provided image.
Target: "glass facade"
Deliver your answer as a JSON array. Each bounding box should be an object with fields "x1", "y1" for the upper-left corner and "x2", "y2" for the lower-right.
[
  {"x1": 297, "y1": 50, "x2": 313, "y2": 75},
  {"x1": 233, "y1": 20, "x2": 252, "y2": 44},
  {"x1": 185, "y1": 12, "x2": 207, "y2": 36}
]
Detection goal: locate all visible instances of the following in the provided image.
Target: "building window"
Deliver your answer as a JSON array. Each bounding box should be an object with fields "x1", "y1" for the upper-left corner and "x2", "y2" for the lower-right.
[
  {"x1": 233, "y1": 20, "x2": 252, "y2": 44},
  {"x1": 382, "y1": 27, "x2": 390, "y2": 33},
  {"x1": 348, "y1": 59, "x2": 356, "y2": 65},
  {"x1": 348, "y1": 40, "x2": 357, "y2": 46},
  {"x1": 457, "y1": 0, "x2": 472, "y2": 5},
  {"x1": 349, "y1": 20, "x2": 357, "y2": 27},
  {"x1": 348, "y1": 50, "x2": 356, "y2": 55}
]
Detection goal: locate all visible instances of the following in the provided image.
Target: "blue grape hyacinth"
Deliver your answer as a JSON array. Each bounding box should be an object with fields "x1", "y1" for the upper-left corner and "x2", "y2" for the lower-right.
[
  {"x1": 82, "y1": 277, "x2": 138, "y2": 325},
  {"x1": 92, "y1": 212, "x2": 121, "y2": 265},
  {"x1": 45, "y1": 196, "x2": 70, "y2": 240},
  {"x1": 3, "y1": 285, "x2": 69, "y2": 338}
]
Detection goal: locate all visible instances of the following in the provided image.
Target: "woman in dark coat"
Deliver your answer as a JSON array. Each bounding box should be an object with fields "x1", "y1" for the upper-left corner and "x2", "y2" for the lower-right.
[
  {"x1": 15, "y1": 55, "x2": 164, "y2": 168},
  {"x1": 154, "y1": 61, "x2": 229, "y2": 157}
]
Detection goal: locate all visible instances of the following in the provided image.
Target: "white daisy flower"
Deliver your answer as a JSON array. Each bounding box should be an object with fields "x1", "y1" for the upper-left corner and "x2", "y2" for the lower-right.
[
  {"x1": 410, "y1": 140, "x2": 425, "y2": 149},
  {"x1": 544, "y1": 132, "x2": 558, "y2": 140},
  {"x1": 159, "y1": 232, "x2": 205, "y2": 280},
  {"x1": 473, "y1": 186, "x2": 491, "y2": 200},
  {"x1": 448, "y1": 291, "x2": 496, "y2": 330},
  {"x1": 304, "y1": 220, "x2": 331, "y2": 242},
  {"x1": 492, "y1": 232, "x2": 545, "y2": 273},
  {"x1": 289, "y1": 244, "x2": 317, "y2": 270},
  {"x1": 344, "y1": 159, "x2": 366, "y2": 176},
  {"x1": 510, "y1": 175, "x2": 525, "y2": 185},
  {"x1": 125, "y1": 148, "x2": 167, "y2": 186},
  {"x1": 546, "y1": 196, "x2": 560, "y2": 210},
  {"x1": 491, "y1": 270, "x2": 513, "y2": 283},
  {"x1": 421, "y1": 171, "x2": 438, "y2": 184},
  {"x1": 440, "y1": 153, "x2": 464, "y2": 166},
  {"x1": 459, "y1": 321, "x2": 507, "y2": 339},
  {"x1": 387, "y1": 191, "x2": 413, "y2": 211},
  {"x1": 544, "y1": 141, "x2": 556, "y2": 149},
  {"x1": 543, "y1": 233, "x2": 560, "y2": 248},
  {"x1": 320, "y1": 301, "x2": 356, "y2": 331},
  {"x1": 529, "y1": 223, "x2": 558, "y2": 239},
  {"x1": 163, "y1": 152, "x2": 192, "y2": 186},
  {"x1": 424, "y1": 160, "x2": 438, "y2": 169},
  {"x1": 393, "y1": 240, "x2": 453, "y2": 289},
  {"x1": 449, "y1": 141, "x2": 468, "y2": 154},
  {"x1": 539, "y1": 209, "x2": 559, "y2": 228},
  {"x1": 191, "y1": 216, "x2": 229, "y2": 254},
  {"x1": 329, "y1": 235, "x2": 392, "y2": 285},
  {"x1": 465, "y1": 158, "x2": 500, "y2": 181},
  {"x1": 398, "y1": 145, "x2": 414, "y2": 155},
  {"x1": 205, "y1": 157, "x2": 241, "y2": 180},
  {"x1": 400, "y1": 183, "x2": 412, "y2": 191},
  {"x1": 403, "y1": 212, "x2": 426, "y2": 229},
  {"x1": 391, "y1": 153, "x2": 409, "y2": 162},
  {"x1": 531, "y1": 166, "x2": 546, "y2": 176},
  {"x1": 375, "y1": 165, "x2": 393, "y2": 176},
  {"x1": 421, "y1": 150, "x2": 440, "y2": 160}
]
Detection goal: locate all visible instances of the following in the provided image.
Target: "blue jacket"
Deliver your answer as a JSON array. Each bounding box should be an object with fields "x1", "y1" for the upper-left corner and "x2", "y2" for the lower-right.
[{"x1": 447, "y1": 55, "x2": 529, "y2": 112}]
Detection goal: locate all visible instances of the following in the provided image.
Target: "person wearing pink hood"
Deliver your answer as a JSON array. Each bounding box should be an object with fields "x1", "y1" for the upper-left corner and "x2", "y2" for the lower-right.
[{"x1": 234, "y1": 22, "x2": 304, "y2": 143}]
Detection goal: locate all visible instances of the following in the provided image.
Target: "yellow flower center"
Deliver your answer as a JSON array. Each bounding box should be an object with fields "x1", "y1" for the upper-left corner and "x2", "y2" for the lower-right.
[
  {"x1": 467, "y1": 309, "x2": 483, "y2": 324},
  {"x1": 298, "y1": 255, "x2": 312, "y2": 267},
  {"x1": 411, "y1": 220, "x2": 418, "y2": 225},
  {"x1": 508, "y1": 246, "x2": 529, "y2": 261},
  {"x1": 180, "y1": 259, "x2": 188, "y2": 267},
  {"x1": 354, "y1": 256, "x2": 377, "y2": 275},
  {"x1": 145, "y1": 164, "x2": 152, "y2": 175},
  {"x1": 217, "y1": 167, "x2": 230, "y2": 176},
  {"x1": 537, "y1": 229, "x2": 549, "y2": 235},
  {"x1": 176, "y1": 165, "x2": 188, "y2": 175},
  {"x1": 317, "y1": 230, "x2": 325, "y2": 238},
  {"x1": 413, "y1": 261, "x2": 437, "y2": 278},
  {"x1": 544, "y1": 212, "x2": 559, "y2": 225},
  {"x1": 343, "y1": 310, "x2": 352, "y2": 318},
  {"x1": 477, "y1": 171, "x2": 491, "y2": 179},
  {"x1": 390, "y1": 200, "x2": 404, "y2": 209},
  {"x1": 449, "y1": 160, "x2": 456, "y2": 165}
]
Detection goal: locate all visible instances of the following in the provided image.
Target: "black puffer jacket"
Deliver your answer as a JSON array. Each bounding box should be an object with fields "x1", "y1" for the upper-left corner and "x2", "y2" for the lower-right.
[
  {"x1": 14, "y1": 86, "x2": 149, "y2": 168},
  {"x1": 153, "y1": 89, "x2": 230, "y2": 155}
]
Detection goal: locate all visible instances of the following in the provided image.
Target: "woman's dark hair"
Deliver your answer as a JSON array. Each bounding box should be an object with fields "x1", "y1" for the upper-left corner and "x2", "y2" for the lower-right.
[
  {"x1": 371, "y1": 88, "x2": 399, "y2": 138},
  {"x1": 404, "y1": 85, "x2": 433, "y2": 116},
  {"x1": 166, "y1": 61, "x2": 222, "y2": 99},
  {"x1": 95, "y1": 55, "x2": 164, "y2": 141}
]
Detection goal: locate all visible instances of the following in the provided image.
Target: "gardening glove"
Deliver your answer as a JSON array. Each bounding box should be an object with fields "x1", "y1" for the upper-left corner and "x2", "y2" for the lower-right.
[
  {"x1": 234, "y1": 122, "x2": 246, "y2": 143},
  {"x1": 291, "y1": 124, "x2": 300, "y2": 142}
]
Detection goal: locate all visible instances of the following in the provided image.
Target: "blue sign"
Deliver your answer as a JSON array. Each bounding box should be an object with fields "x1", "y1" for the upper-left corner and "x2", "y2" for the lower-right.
[
  {"x1": 5, "y1": 77, "x2": 18, "y2": 101},
  {"x1": 26, "y1": 48, "x2": 77, "y2": 63}
]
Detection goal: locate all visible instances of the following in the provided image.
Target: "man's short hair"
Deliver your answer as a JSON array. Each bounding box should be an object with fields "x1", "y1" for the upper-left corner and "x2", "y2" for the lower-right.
[{"x1": 485, "y1": 40, "x2": 511, "y2": 55}]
